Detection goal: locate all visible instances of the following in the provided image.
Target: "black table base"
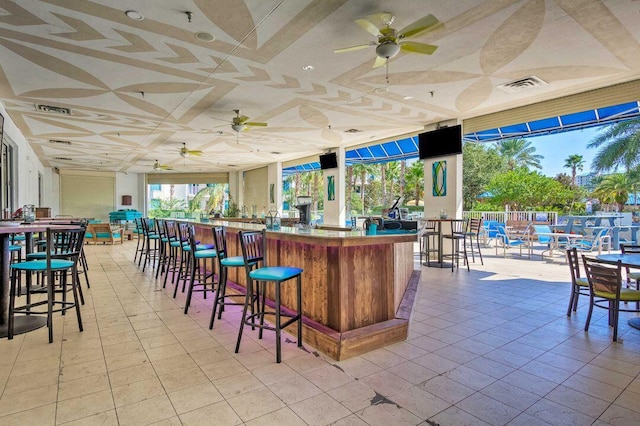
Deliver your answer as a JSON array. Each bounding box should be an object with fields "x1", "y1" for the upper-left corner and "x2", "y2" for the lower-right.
[{"x1": 0, "y1": 315, "x2": 47, "y2": 338}]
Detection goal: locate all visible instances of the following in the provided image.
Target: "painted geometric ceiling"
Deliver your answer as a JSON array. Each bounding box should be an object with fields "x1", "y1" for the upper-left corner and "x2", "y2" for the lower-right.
[{"x1": 0, "y1": 0, "x2": 639, "y2": 173}]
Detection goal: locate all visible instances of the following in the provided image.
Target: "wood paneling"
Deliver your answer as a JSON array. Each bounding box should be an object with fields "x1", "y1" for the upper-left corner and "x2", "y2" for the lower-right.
[{"x1": 192, "y1": 221, "x2": 418, "y2": 360}]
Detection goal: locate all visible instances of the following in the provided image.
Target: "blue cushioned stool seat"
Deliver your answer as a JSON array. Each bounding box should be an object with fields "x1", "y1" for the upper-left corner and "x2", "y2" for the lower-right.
[
  {"x1": 250, "y1": 266, "x2": 303, "y2": 281},
  {"x1": 12, "y1": 259, "x2": 74, "y2": 271}
]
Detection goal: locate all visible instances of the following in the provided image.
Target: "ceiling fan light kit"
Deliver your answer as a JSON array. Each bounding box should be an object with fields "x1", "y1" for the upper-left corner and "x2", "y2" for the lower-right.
[{"x1": 376, "y1": 41, "x2": 400, "y2": 59}]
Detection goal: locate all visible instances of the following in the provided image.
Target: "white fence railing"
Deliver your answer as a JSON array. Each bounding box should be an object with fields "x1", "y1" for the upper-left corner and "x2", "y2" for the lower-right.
[{"x1": 463, "y1": 211, "x2": 558, "y2": 224}]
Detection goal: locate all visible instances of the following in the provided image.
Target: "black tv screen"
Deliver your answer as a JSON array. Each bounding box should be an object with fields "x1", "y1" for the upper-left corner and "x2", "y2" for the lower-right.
[
  {"x1": 319, "y1": 152, "x2": 337, "y2": 169},
  {"x1": 418, "y1": 125, "x2": 462, "y2": 159}
]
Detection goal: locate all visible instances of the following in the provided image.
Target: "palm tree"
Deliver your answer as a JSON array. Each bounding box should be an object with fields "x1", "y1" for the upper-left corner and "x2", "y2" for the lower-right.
[
  {"x1": 592, "y1": 173, "x2": 630, "y2": 212},
  {"x1": 563, "y1": 154, "x2": 584, "y2": 185},
  {"x1": 189, "y1": 184, "x2": 225, "y2": 214},
  {"x1": 495, "y1": 138, "x2": 543, "y2": 170},
  {"x1": 405, "y1": 161, "x2": 424, "y2": 205},
  {"x1": 351, "y1": 163, "x2": 378, "y2": 211},
  {"x1": 588, "y1": 118, "x2": 640, "y2": 173}
]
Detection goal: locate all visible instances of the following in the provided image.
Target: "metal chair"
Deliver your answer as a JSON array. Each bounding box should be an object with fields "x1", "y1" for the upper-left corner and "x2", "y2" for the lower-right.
[
  {"x1": 418, "y1": 219, "x2": 439, "y2": 266},
  {"x1": 209, "y1": 226, "x2": 248, "y2": 329},
  {"x1": 442, "y1": 219, "x2": 469, "y2": 271},
  {"x1": 495, "y1": 225, "x2": 530, "y2": 258},
  {"x1": 566, "y1": 247, "x2": 589, "y2": 316},
  {"x1": 582, "y1": 255, "x2": 640, "y2": 342},
  {"x1": 9, "y1": 227, "x2": 85, "y2": 342},
  {"x1": 465, "y1": 218, "x2": 484, "y2": 265},
  {"x1": 235, "y1": 229, "x2": 303, "y2": 363},
  {"x1": 183, "y1": 224, "x2": 218, "y2": 314}
]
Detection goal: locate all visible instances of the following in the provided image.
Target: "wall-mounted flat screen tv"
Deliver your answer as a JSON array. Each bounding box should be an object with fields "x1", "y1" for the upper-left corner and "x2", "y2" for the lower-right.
[
  {"x1": 418, "y1": 125, "x2": 462, "y2": 159},
  {"x1": 319, "y1": 152, "x2": 338, "y2": 169}
]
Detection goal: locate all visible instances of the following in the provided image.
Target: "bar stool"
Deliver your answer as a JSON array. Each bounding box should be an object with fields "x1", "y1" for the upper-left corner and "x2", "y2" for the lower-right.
[
  {"x1": 235, "y1": 229, "x2": 303, "y2": 363},
  {"x1": 173, "y1": 222, "x2": 214, "y2": 298},
  {"x1": 140, "y1": 218, "x2": 159, "y2": 272},
  {"x1": 154, "y1": 219, "x2": 170, "y2": 280},
  {"x1": 442, "y1": 219, "x2": 470, "y2": 272},
  {"x1": 133, "y1": 218, "x2": 145, "y2": 264},
  {"x1": 209, "y1": 226, "x2": 248, "y2": 329},
  {"x1": 419, "y1": 220, "x2": 439, "y2": 266},
  {"x1": 465, "y1": 218, "x2": 484, "y2": 265},
  {"x1": 9, "y1": 227, "x2": 85, "y2": 342},
  {"x1": 183, "y1": 224, "x2": 218, "y2": 314}
]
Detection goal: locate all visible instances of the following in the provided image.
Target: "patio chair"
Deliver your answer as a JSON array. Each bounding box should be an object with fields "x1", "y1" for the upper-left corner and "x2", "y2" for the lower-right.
[
  {"x1": 582, "y1": 256, "x2": 640, "y2": 342},
  {"x1": 566, "y1": 228, "x2": 611, "y2": 255},
  {"x1": 621, "y1": 245, "x2": 640, "y2": 289},
  {"x1": 483, "y1": 221, "x2": 504, "y2": 247},
  {"x1": 495, "y1": 224, "x2": 530, "y2": 258},
  {"x1": 566, "y1": 248, "x2": 589, "y2": 316}
]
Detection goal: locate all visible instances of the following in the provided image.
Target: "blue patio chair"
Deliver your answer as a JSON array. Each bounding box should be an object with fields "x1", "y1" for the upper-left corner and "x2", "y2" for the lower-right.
[
  {"x1": 495, "y1": 225, "x2": 530, "y2": 258},
  {"x1": 484, "y1": 221, "x2": 505, "y2": 247},
  {"x1": 567, "y1": 227, "x2": 611, "y2": 254}
]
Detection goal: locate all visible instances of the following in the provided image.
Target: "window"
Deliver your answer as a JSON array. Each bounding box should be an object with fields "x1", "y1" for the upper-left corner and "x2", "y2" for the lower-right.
[{"x1": 150, "y1": 184, "x2": 161, "y2": 191}]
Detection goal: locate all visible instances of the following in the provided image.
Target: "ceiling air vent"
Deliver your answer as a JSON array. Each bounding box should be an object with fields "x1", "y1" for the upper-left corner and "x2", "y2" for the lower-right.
[
  {"x1": 35, "y1": 104, "x2": 71, "y2": 115},
  {"x1": 53, "y1": 157, "x2": 72, "y2": 161},
  {"x1": 344, "y1": 128, "x2": 362, "y2": 133},
  {"x1": 498, "y1": 76, "x2": 548, "y2": 94},
  {"x1": 49, "y1": 139, "x2": 72, "y2": 145}
]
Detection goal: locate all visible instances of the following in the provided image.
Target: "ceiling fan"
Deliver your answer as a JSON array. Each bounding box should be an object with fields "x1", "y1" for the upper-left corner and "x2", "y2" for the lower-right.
[
  {"x1": 179, "y1": 142, "x2": 202, "y2": 158},
  {"x1": 335, "y1": 12, "x2": 441, "y2": 68},
  {"x1": 230, "y1": 109, "x2": 267, "y2": 132},
  {"x1": 153, "y1": 160, "x2": 172, "y2": 171}
]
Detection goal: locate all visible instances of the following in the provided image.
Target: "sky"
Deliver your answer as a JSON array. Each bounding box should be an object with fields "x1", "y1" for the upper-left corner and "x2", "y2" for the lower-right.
[{"x1": 527, "y1": 125, "x2": 604, "y2": 177}]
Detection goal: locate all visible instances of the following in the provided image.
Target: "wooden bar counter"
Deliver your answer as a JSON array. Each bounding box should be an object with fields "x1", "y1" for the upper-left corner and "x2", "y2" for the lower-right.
[{"x1": 192, "y1": 220, "x2": 418, "y2": 360}]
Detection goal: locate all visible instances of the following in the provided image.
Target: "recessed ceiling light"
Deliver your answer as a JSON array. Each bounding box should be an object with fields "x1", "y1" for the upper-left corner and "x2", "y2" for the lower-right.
[
  {"x1": 403, "y1": 96, "x2": 413, "y2": 100},
  {"x1": 302, "y1": 65, "x2": 314, "y2": 71},
  {"x1": 374, "y1": 87, "x2": 389, "y2": 93},
  {"x1": 125, "y1": 10, "x2": 144, "y2": 21},
  {"x1": 195, "y1": 31, "x2": 215, "y2": 42}
]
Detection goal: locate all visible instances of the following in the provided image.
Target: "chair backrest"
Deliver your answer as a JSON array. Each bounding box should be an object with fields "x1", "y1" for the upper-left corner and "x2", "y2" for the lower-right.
[
  {"x1": 566, "y1": 247, "x2": 582, "y2": 282},
  {"x1": 47, "y1": 227, "x2": 85, "y2": 264},
  {"x1": 176, "y1": 222, "x2": 190, "y2": 246},
  {"x1": 184, "y1": 224, "x2": 198, "y2": 255},
  {"x1": 582, "y1": 256, "x2": 622, "y2": 295},
  {"x1": 621, "y1": 244, "x2": 640, "y2": 255},
  {"x1": 155, "y1": 219, "x2": 165, "y2": 239},
  {"x1": 468, "y1": 218, "x2": 482, "y2": 234},
  {"x1": 486, "y1": 222, "x2": 505, "y2": 237},
  {"x1": 449, "y1": 219, "x2": 468, "y2": 235},
  {"x1": 163, "y1": 220, "x2": 175, "y2": 241},
  {"x1": 212, "y1": 227, "x2": 227, "y2": 259},
  {"x1": 495, "y1": 224, "x2": 510, "y2": 243},
  {"x1": 533, "y1": 224, "x2": 553, "y2": 244},
  {"x1": 238, "y1": 229, "x2": 266, "y2": 267},
  {"x1": 592, "y1": 228, "x2": 609, "y2": 248},
  {"x1": 418, "y1": 219, "x2": 437, "y2": 236}
]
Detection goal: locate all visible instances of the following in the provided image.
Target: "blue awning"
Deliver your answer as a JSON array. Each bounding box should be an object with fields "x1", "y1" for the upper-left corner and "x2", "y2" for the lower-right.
[
  {"x1": 464, "y1": 101, "x2": 640, "y2": 142},
  {"x1": 283, "y1": 100, "x2": 640, "y2": 175}
]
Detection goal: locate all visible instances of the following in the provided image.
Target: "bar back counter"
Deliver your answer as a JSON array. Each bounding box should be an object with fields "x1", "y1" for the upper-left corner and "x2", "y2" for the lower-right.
[{"x1": 192, "y1": 220, "x2": 419, "y2": 360}]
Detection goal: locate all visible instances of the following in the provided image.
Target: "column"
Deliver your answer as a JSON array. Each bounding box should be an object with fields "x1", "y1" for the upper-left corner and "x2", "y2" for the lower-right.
[
  {"x1": 267, "y1": 162, "x2": 283, "y2": 214},
  {"x1": 322, "y1": 147, "x2": 345, "y2": 226}
]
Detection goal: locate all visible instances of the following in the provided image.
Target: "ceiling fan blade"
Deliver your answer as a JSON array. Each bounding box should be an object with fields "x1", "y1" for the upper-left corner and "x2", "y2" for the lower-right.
[
  {"x1": 398, "y1": 14, "x2": 441, "y2": 39},
  {"x1": 400, "y1": 41, "x2": 438, "y2": 55},
  {"x1": 188, "y1": 150, "x2": 203, "y2": 156},
  {"x1": 237, "y1": 115, "x2": 250, "y2": 123},
  {"x1": 334, "y1": 43, "x2": 373, "y2": 53},
  {"x1": 373, "y1": 55, "x2": 387, "y2": 68},
  {"x1": 355, "y1": 18, "x2": 381, "y2": 37},
  {"x1": 245, "y1": 122, "x2": 267, "y2": 127}
]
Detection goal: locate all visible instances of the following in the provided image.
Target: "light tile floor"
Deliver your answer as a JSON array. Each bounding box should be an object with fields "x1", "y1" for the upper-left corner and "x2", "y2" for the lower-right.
[{"x1": 2, "y1": 243, "x2": 640, "y2": 425}]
